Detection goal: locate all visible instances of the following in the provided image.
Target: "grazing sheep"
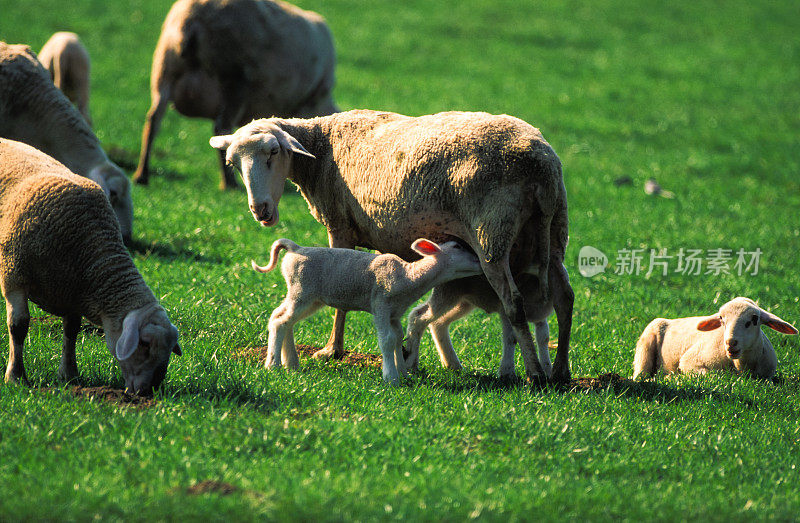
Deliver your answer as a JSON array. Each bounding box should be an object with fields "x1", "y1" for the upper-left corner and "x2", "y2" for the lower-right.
[
  {"x1": 0, "y1": 42, "x2": 133, "y2": 242},
  {"x1": 133, "y1": 0, "x2": 338, "y2": 190},
  {"x1": 404, "y1": 271, "x2": 561, "y2": 379},
  {"x1": 38, "y1": 32, "x2": 92, "y2": 126},
  {"x1": 251, "y1": 238, "x2": 482, "y2": 384},
  {"x1": 633, "y1": 297, "x2": 798, "y2": 380},
  {"x1": 0, "y1": 138, "x2": 181, "y2": 395},
  {"x1": 211, "y1": 109, "x2": 574, "y2": 383}
]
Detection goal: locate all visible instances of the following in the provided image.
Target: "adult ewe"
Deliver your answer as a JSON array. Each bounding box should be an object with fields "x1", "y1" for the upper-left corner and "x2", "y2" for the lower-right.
[
  {"x1": 133, "y1": 0, "x2": 339, "y2": 190},
  {"x1": 38, "y1": 32, "x2": 92, "y2": 126},
  {"x1": 633, "y1": 297, "x2": 797, "y2": 380},
  {"x1": 210, "y1": 110, "x2": 574, "y2": 383},
  {"x1": 0, "y1": 138, "x2": 181, "y2": 395},
  {"x1": 0, "y1": 42, "x2": 134, "y2": 242}
]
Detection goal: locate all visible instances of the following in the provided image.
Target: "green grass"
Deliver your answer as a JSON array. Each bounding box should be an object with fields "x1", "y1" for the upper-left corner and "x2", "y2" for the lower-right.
[{"x1": 2, "y1": 0, "x2": 800, "y2": 519}]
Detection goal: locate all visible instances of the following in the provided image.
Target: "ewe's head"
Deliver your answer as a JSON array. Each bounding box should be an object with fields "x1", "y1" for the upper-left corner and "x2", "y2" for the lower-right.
[
  {"x1": 210, "y1": 120, "x2": 315, "y2": 227},
  {"x1": 697, "y1": 297, "x2": 798, "y2": 359},
  {"x1": 87, "y1": 162, "x2": 134, "y2": 243},
  {"x1": 113, "y1": 304, "x2": 181, "y2": 396},
  {"x1": 412, "y1": 239, "x2": 482, "y2": 280}
]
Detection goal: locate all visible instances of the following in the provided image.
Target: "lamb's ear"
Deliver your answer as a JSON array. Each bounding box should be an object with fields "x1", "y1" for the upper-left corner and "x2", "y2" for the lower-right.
[
  {"x1": 696, "y1": 315, "x2": 722, "y2": 331},
  {"x1": 115, "y1": 311, "x2": 141, "y2": 361},
  {"x1": 412, "y1": 239, "x2": 442, "y2": 256},
  {"x1": 275, "y1": 130, "x2": 315, "y2": 159},
  {"x1": 760, "y1": 310, "x2": 799, "y2": 335},
  {"x1": 209, "y1": 134, "x2": 233, "y2": 150}
]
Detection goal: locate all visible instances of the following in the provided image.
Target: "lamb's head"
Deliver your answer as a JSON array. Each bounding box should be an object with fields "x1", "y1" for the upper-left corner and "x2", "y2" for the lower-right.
[
  {"x1": 697, "y1": 297, "x2": 798, "y2": 359},
  {"x1": 111, "y1": 304, "x2": 181, "y2": 395},
  {"x1": 87, "y1": 162, "x2": 134, "y2": 243},
  {"x1": 210, "y1": 120, "x2": 315, "y2": 227},
  {"x1": 412, "y1": 239, "x2": 483, "y2": 281}
]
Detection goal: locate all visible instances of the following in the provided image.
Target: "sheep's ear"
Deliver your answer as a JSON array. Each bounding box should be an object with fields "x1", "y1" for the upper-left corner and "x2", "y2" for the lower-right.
[
  {"x1": 760, "y1": 310, "x2": 799, "y2": 335},
  {"x1": 696, "y1": 315, "x2": 722, "y2": 331},
  {"x1": 275, "y1": 130, "x2": 315, "y2": 159},
  {"x1": 115, "y1": 311, "x2": 141, "y2": 361},
  {"x1": 209, "y1": 135, "x2": 233, "y2": 150},
  {"x1": 412, "y1": 239, "x2": 442, "y2": 256},
  {"x1": 86, "y1": 167, "x2": 111, "y2": 197}
]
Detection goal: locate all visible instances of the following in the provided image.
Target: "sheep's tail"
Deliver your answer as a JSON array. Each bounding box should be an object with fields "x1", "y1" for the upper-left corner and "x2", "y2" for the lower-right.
[
  {"x1": 251, "y1": 239, "x2": 298, "y2": 273},
  {"x1": 632, "y1": 320, "x2": 663, "y2": 380}
]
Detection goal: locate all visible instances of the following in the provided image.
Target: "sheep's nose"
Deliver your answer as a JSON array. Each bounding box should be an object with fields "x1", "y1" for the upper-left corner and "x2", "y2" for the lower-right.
[{"x1": 726, "y1": 339, "x2": 738, "y2": 348}]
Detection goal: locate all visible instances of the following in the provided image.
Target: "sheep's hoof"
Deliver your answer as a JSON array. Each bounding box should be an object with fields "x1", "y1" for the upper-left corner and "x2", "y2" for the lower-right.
[
  {"x1": 57, "y1": 366, "x2": 79, "y2": 384},
  {"x1": 312, "y1": 346, "x2": 344, "y2": 361},
  {"x1": 132, "y1": 173, "x2": 149, "y2": 186},
  {"x1": 550, "y1": 365, "x2": 572, "y2": 384}
]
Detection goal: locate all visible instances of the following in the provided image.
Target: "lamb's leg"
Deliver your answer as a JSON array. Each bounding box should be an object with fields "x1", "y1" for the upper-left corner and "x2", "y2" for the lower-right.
[
  {"x1": 480, "y1": 257, "x2": 545, "y2": 383},
  {"x1": 268, "y1": 298, "x2": 319, "y2": 370},
  {"x1": 374, "y1": 312, "x2": 403, "y2": 385},
  {"x1": 405, "y1": 286, "x2": 473, "y2": 372},
  {"x1": 57, "y1": 314, "x2": 81, "y2": 383},
  {"x1": 313, "y1": 231, "x2": 356, "y2": 361},
  {"x1": 549, "y1": 262, "x2": 574, "y2": 383},
  {"x1": 282, "y1": 329, "x2": 299, "y2": 370},
  {"x1": 4, "y1": 291, "x2": 30, "y2": 384},
  {"x1": 133, "y1": 85, "x2": 170, "y2": 185}
]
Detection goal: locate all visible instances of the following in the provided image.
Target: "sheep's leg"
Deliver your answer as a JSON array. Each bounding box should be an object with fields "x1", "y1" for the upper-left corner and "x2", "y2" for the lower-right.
[
  {"x1": 548, "y1": 262, "x2": 574, "y2": 383},
  {"x1": 390, "y1": 318, "x2": 408, "y2": 378},
  {"x1": 4, "y1": 291, "x2": 30, "y2": 384},
  {"x1": 534, "y1": 319, "x2": 553, "y2": 379},
  {"x1": 133, "y1": 85, "x2": 170, "y2": 185},
  {"x1": 313, "y1": 231, "x2": 356, "y2": 362},
  {"x1": 213, "y1": 91, "x2": 247, "y2": 190},
  {"x1": 497, "y1": 313, "x2": 518, "y2": 378},
  {"x1": 57, "y1": 314, "x2": 82, "y2": 383},
  {"x1": 374, "y1": 315, "x2": 404, "y2": 385},
  {"x1": 282, "y1": 329, "x2": 299, "y2": 370},
  {"x1": 480, "y1": 257, "x2": 545, "y2": 383},
  {"x1": 268, "y1": 298, "x2": 320, "y2": 370}
]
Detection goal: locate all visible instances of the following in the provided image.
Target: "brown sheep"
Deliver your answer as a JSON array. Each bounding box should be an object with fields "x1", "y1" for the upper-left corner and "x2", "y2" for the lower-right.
[{"x1": 38, "y1": 32, "x2": 92, "y2": 126}]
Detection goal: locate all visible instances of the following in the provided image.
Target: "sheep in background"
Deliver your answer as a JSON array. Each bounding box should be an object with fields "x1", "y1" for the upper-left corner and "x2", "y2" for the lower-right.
[
  {"x1": 0, "y1": 138, "x2": 181, "y2": 395},
  {"x1": 0, "y1": 42, "x2": 134, "y2": 242},
  {"x1": 133, "y1": 0, "x2": 338, "y2": 189},
  {"x1": 633, "y1": 297, "x2": 798, "y2": 380},
  {"x1": 38, "y1": 32, "x2": 92, "y2": 126},
  {"x1": 251, "y1": 238, "x2": 482, "y2": 384},
  {"x1": 211, "y1": 109, "x2": 574, "y2": 384},
  {"x1": 404, "y1": 272, "x2": 558, "y2": 379}
]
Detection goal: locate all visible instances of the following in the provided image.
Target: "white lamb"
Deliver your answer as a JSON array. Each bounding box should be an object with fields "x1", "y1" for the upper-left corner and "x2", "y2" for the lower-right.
[
  {"x1": 0, "y1": 42, "x2": 134, "y2": 241},
  {"x1": 633, "y1": 297, "x2": 798, "y2": 380},
  {"x1": 38, "y1": 32, "x2": 92, "y2": 126},
  {"x1": 251, "y1": 238, "x2": 483, "y2": 384}
]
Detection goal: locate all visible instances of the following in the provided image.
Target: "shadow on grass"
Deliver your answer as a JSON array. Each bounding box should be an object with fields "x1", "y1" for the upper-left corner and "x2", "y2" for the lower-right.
[
  {"x1": 106, "y1": 145, "x2": 188, "y2": 183},
  {"x1": 126, "y1": 237, "x2": 224, "y2": 264}
]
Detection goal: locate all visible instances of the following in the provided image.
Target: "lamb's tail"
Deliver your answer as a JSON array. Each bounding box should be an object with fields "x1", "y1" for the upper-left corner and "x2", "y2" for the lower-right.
[
  {"x1": 251, "y1": 239, "x2": 298, "y2": 273},
  {"x1": 632, "y1": 320, "x2": 664, "y2": 380}
]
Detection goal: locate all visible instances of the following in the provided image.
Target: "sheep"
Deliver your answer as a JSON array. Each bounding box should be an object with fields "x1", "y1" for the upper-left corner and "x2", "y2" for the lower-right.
[
  {"x1": 133, "y1": 0, "x2": 339, "y2": 190},
  {"x1": 210, "y1": 109, "x2": 574, "y2": 383},
  {"x1": 37, "y1": 32, "x2": 92, "y2": 126},
  {"x1": 0, "y1": 138, "x2": 181, "y2": 395},
  {"x1": 404, "y1": 271, "x2": 560, "y2": 379},
  {"x1": 632, "y1": 297, "x2": 798, "y2": 380},
  {"x1": 251, "y1": 237, "x2": 483, "y2": 384},
  {"x1": 0, "y1": 42, "x2": 134, "y2": 242}
]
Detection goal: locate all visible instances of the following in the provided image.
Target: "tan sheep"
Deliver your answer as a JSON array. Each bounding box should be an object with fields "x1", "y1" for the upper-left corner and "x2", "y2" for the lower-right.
[
  {"x1": 0, "y1": 138, "x2": 181, "y2": 395},
  {"x1": 633, "y1": 297, "x2": 798, "y2": 380},
  {"x1": 38, "y1": 32, "x2": 92, "y2": 126},
  {"x1": 133, "y1": 0, "x2": 339, "y2": 190},
  {"x1": 0, "y1": 42, "x2": 134, "y2": 242},
  {"x1": 210, "y1": 110, "x2": 574, "y2": 383}
]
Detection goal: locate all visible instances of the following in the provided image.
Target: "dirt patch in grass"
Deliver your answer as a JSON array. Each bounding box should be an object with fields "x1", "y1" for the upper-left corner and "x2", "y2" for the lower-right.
[
  {"x1": 65, "y1": 386, "x2": 156, "y2": 408},
  {"x1": 235, "y1": 344, "x2": 382, "y2": 368},
  {"x1": 568, "y1": 372, "x2": 628, "y2": 392},
  {"x1": 186, "y1": 480, "x2": 239, "y2": 496}
]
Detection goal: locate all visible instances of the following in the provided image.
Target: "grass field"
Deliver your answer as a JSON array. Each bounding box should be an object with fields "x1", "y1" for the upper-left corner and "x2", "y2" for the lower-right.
[{"x1": 2, "y1": 0, "x2": 800, "y2": 519}]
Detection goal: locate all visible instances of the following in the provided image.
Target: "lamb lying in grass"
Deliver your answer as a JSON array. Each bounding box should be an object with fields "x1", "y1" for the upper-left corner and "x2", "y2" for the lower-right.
[
  {"x1": 633, "y1": 297, "x2": 798, "y2": 380},
  {"x1": 251, "y1": 238, "x2": 482, "y2": 384}
]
